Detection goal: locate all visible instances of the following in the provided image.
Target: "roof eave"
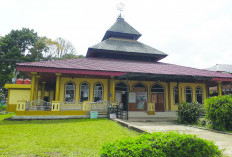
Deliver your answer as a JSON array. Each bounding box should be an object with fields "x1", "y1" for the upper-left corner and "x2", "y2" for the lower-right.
[
  {"x1": 86, "y1": 48, "x2": 168, "y2": 60},
  {"x1": 102, "y1": 31, "x2": 142, "y2": 41},
  {"x1": 16, "y1": 65, "x2": 126, "y2": 77}
]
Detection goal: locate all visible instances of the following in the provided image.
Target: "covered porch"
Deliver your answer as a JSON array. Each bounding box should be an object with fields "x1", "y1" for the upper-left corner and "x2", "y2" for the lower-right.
[{"x1": 9, "y1": 70, "x2": 231, "y2": 120}]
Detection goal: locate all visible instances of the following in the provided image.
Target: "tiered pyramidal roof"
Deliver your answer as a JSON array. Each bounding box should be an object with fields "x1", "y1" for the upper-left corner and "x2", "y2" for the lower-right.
[
  {"x1": 86, "y1": 17, "x2": 167, "y2": 62},
  {"x1": 17, "y1": 17, "x2": 232, "y2": 81}
]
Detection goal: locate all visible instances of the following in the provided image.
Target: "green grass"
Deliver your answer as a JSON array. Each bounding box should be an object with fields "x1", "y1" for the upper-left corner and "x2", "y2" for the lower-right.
[{"x1": 0, "y1": 114, "x2": 138, "y2": 157}]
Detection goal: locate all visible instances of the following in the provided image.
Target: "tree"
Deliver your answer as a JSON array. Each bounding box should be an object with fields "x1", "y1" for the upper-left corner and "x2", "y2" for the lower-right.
[
  {"x1": 0, "y1": 28, "x2": 79, "y2": 94},
  {"x1": 59, "y1": 54, "x2": 84, "y2": 60},
  {"x1": 26, "y1": 37, "x2": 61, "y2": 62},
  {"x1": 0, "y1": 28, "x2": 60, "y2": 90},
  {"x1": 0, "y1": 28, "x2": 38, "y2": 90},
  {"x1": 48, "y1": 37, "x2": 77, "y2": 59}
]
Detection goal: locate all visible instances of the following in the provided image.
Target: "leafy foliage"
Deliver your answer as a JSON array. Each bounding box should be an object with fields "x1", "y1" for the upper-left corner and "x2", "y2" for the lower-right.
[
  {"x1": 0, "y1": 104, "x2": 6, "y2": 113},
  {"x1": 0, "y1": 90, "x2": 5, "y2": 101},
  {"x1": 204, "y1": 95, "x2": 232, "y2": 131},
  {"x1": 100, "y1": 131, "x2": 222, "y2": 157},
  {"x1": 48, "y1": 37, "x2": 78, "y2": 59},
  {"x1": 0, "y1": 28, "x2": 80, "y2": 95},
  {"x1": 177, "y1": 102, "x2": 203, "y2": 124},
  {"x1": 0, "y1": 28, "x2": 38, "y2": 89},
  {"x1": 59, "y1": 54, "x2": 84, "y2": 60}
]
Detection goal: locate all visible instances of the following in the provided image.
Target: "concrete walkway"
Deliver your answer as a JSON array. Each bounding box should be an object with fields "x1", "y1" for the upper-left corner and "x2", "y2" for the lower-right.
[{"x1": 116, "y1": 120, "x2": 232, "y2": 157}]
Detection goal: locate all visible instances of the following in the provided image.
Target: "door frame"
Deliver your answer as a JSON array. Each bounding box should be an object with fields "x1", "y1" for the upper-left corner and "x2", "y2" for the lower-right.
[{"x1": 151, "y1": 92, "x2": 166, "y2": 112}]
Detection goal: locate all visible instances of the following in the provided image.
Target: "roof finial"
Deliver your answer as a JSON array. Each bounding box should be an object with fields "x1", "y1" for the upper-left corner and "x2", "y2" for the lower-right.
[{"x1": 117, "y1": 2, "x2": 125, "y2": 18}]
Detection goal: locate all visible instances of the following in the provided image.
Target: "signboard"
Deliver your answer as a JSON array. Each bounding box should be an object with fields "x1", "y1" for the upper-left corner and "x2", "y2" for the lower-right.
[
  {"x1": 129, "y1": 92, "x2": 136, "y2": 103},
  {"x1": 136, "y1": 92, "x2": 147, "y2": 109},
  {"x1": 90, "y1": 111, "x2": 98, "y2": 119},
  {"x1": 115, "y1": 92, "x2": 121, "y2": 102},
  {"x1": 110, "y1": 113, "x2": 116, "y2": 119}
]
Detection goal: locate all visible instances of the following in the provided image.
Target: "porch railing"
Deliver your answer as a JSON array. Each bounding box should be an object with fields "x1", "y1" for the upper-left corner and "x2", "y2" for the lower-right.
[
  {"x1": 25, "y1": 99, "x2": 52, "y2": 111},
  {"x1": 22, "y1": 100, "x2": 120, "y2": 112},
  {"x1": 60, "y1": 101, "x2": 83, "y2": 111},
  {"x1": 84, "y1": 100, "x2": 111, "y2": 114}
]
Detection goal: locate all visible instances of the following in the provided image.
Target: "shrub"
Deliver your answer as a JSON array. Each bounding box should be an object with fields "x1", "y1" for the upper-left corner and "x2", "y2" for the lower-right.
[
  {"x1": 100, "y1": 131, "x2": 222, "y2": 157},
  {"x1": 204, "y1": 95, "x2": 232, "y2": 131},
  {"x1": 177, "y1": 102, "x2": 203, "y2": 124},
  {"x1": 0, "y1": 103, "x2": 6, "y2": 112}
]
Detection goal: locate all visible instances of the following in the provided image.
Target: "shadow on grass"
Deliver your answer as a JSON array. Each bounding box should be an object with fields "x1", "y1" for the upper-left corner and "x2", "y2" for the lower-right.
[{"x1": 1, "y1": 114, "x2": 111, "y2": 125}]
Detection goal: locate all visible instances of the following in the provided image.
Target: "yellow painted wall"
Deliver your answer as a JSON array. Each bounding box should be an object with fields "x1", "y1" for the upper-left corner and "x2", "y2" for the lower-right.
[
  {"x1": 4, "y1": 84, "x2": 31, "y2": 89},
  {"x1": 109, "y1": 77, "x2": 115, "y2": 101},
  {"x1": 169, "y1": 82, "x2": 206, "y2": 111},
  {"x1": 169, "y1": 82, "x2": 178, "y2": 111},
  {"x1": 59, "y1": 77, "x2": 109, "y2": 102},
  {"x1": 5, "y1": 78, "x2": 207, "y2": 113},
  {"x1": 115, "y1": 80, "x2": 169, "y2": 111},
  {"x1": 115, "y1": 80, "x2": 207, "y2": 111},
  {"x1": 7, "y1": 89, "x2": 30, "y2": 112},
  {"x1": 180, "y1": 83, "x2": 206, "y2": 103},
  {"x1": 8, "y1": 89, "x2": 30, "y2": 104}
]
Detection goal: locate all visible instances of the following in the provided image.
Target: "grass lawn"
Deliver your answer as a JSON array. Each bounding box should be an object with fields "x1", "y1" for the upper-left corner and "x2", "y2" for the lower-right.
[{"x1": 0, "y1": 114, "x2": 139, "y2": 157}]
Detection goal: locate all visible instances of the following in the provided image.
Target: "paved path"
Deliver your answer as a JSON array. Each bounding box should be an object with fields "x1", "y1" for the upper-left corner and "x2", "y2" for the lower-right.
[{"x1": 121, "y1": 120, "x2": 232, "y2": 156}]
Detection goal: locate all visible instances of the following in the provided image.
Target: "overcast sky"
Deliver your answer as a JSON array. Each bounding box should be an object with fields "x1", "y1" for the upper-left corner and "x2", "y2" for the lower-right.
[{"x1": 1, "y1": 0, "x2": 232, "y2": 69}]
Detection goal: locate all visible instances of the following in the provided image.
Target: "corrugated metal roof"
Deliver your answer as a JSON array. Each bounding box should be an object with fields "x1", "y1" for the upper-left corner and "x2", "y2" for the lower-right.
[
  {"x1": 17, "y1": 58, "x2": 232, "y2": 79},
  {"x1": 88, "y1": 38, "x2": 167, "y2": 56},
  {"x1": 207, "y1": 64, "x2": 232, "y2": 73},
  {"x1": 102, "y1": 17, "x2": 142, "y2": 41}
]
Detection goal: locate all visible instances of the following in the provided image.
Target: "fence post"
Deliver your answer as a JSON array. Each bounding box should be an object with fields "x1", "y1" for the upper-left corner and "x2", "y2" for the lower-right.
[
  {"x1": 16, "y1": 101, "x2": 26, "y2": 111},
  {"x1": 51, "y1": 101, "x2": 60, "y2": 111},
  {"x1": 148, "y1": 103, "x2": 155, "y2": 115}
]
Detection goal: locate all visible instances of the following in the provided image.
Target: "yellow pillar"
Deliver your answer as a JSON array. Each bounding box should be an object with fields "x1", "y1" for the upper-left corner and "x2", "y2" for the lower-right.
[
  {"x1": 218, "y1": 81, "x2": 222, "y2": 96},
  {"x1": 103, "y1": 80, "x2": 108, "y2": 100},
  {"x1": 147, "y1": 86, "x2": 151, "y2": 103},
  {"x1": 168, "y1": 82, "x2": 171, "y2": 111},
  {"x1": 55, "y1": 73, "x2": 61, "y2": 101},
  {"x1": 34, "y1": 75, "x2": 40, "y2": 100},
  {"x1": 75, "y1": 82, "x2": 80, "y2": 102},
  {"x1": 108, "y1": 78, "x2": 110, "y2": 101},
  {"x1": 41, "y1": 82, "x2": 46, "y2": 101},
  {"x1": 90, "y1": 83, "x2": 94, "y2": 102},
  {"x1": 192, "y1": 86, "x2": 196, "y2": 103},
  {"x1": 6, "y1": 90, "x2": 10, "y2": 112},
  {"x1": 203, "y1": 84, "x2": 207, "y2": 102},
  {"x1": 30, "y1": 72, "x2": 37, "y2": 101},
  {"x1": 178, "y1": 83, "x2": 182, "y2": 103},
  {"x1": 205, "y1": 83, "x2": 209, "y2": 98},
  {"x1": 110, "y1": 76, "x2": 115, "y2": 101}
]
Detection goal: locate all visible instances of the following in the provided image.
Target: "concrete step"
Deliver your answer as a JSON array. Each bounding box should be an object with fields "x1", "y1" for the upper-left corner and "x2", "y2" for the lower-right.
[{"x1": 128, "y1": 111, "x2": 177, "y2": 118}]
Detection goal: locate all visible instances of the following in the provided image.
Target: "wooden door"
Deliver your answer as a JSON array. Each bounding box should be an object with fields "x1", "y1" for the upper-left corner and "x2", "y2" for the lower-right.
[{"x1": 151, "y1": 93, "x2": 165, "y2": 112}]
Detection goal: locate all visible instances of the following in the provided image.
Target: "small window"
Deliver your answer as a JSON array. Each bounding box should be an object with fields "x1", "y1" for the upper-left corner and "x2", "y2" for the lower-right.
[
  {"x1": 65, "y1": 82, "x2": 75, "y2": 102},
  {"x1": 196, "y1": 87, "x2": 203, "y2": 104},
  {"x1": 151, "y1": 84, "x2": 164, "y2": 93},
  {"x1": 80, "y1": 82, "x2": 89, "y2": 102},
  {"x1": 94, "y1": 83, "x2": 103, "y2": 102},
  {"x1": 174, "y1": 86, "x2": 179, "y2": 104},
  {"x1": 185, "y1": 87, "x2": 192, "y2": 103}
]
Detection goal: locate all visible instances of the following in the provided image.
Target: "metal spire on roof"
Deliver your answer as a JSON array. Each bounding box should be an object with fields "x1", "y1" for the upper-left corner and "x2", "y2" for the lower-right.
[{"x1": 117, "y1": 2, "x2": 125, "y2": 18}]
